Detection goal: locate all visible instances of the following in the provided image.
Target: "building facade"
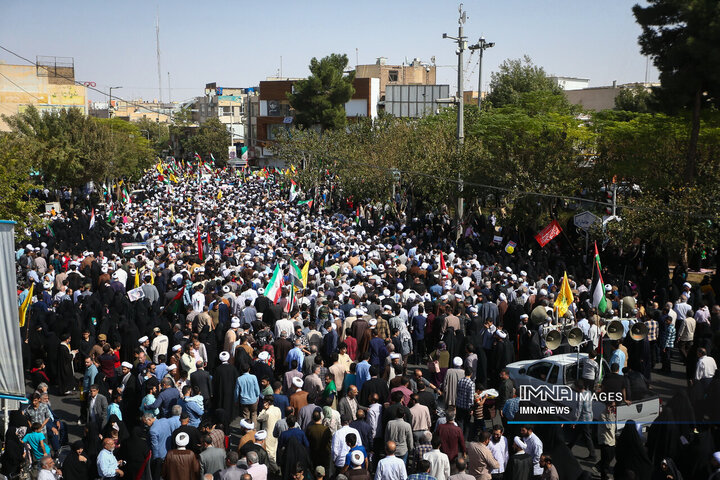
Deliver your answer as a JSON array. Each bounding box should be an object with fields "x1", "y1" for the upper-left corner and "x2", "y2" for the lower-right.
[
  {"x1": 196, "y1": 83, "x2": 257, "y2": 147},
  {"x1": 250, "y1": 77, "x2": 380, "y2": 165},
  {"x1": 356, "y1": 57, "x2": 436, "y2": 99},
  {"x1": 0, "y1": 58, "x2": 87, "y2": 131}
]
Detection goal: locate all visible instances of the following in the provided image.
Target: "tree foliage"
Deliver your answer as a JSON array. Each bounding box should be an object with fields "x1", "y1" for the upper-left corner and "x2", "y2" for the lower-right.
[
  {"x1": 614, "y1": 85, "x2": 653, "y2": 113},
  {"x1": 182, "y1": 117, "x2": 231, "y2": 165},
  {"x1": 485, "y1": 56, "x2": 569, "y2": 111},
  {"x1": 0, "y1": 133, "x2": 42, "y2": 237},
  {"x1": 633, "y1": 0, "x2": 720, "y2": 180},
  {"x1": 288, "y1": 53, "x2": 356, "y2": 130}
]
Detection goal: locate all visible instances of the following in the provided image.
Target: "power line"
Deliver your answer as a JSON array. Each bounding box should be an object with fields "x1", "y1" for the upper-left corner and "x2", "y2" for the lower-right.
[
  {"x1": 0, "y1": 44, "x2": 173, "y2": 118},
  {"x1": 0, "y1": 71, "x2": 43, "y2": 101}
]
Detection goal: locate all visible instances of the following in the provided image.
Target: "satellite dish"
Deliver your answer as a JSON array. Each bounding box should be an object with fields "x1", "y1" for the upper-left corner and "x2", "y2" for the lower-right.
[{"x1": 461, "y1": 11, "x2": 467, "y2": 23}]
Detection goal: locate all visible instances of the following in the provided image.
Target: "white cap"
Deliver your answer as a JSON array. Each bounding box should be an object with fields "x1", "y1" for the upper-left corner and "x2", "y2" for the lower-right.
[
  {"x1": 351, "y1": 450, "x2": 365, "y2": 466},
  {"x1": 138, "y1": 336, "x2": 149, "y2": 343},
  {"x1": 453, "y1": 356, "x2": 463, "y2": 367},
  {"x1": 239, "y1": 419, "x2": 254, "y2": 430},
  {"x1": 121, "y1": 362, "x2": 133, "y2": 369},
  {"x1": 292, "y1": 377, "x2": 304, "y2": 388},
  {"x1": 175, "y1": 432, "x2": 190, "y2": 447},
  {"x1": 219, "y1": 351, "x2": 230, "y2": 362}
]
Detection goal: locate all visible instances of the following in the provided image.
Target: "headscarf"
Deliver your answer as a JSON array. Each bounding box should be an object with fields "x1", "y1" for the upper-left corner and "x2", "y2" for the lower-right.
[{"x1": 614, "y1": 420, "x2": 652, "y2": 480}]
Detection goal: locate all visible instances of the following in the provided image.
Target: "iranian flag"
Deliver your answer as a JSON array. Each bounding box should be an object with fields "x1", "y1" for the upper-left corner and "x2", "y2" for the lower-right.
[
  {"x1": 89, "y1": 209, "x2": 95, "y2": 230},
  {"x1": 440, "y1": 251, "x2": 447, "y2": 276},
  {"x1": 265, "y1": 264, "x2": 284, "y2": 304},
  {"x1": 121, "y1": 188, "x2": 131, "y2": 204},
  {"x1": 240, "y1": 146, "x2": 249, "y2": 163},
  {"x1": 591, "y1": 242, "x2": 608, "y2": 313}
]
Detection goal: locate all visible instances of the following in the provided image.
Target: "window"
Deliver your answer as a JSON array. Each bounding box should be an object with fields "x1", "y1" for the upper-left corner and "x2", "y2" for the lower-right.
[
  {"x1": 267, "y1": 124, "x2": 285, "y2": 140},
  {"x1": 388, "y1": 70, "x2": 399, "y2": 82},
  {"x1": 221, "y1": 106, "x2": 232, "y2": 116},
  {"x1": 526, "y1": 361, "x2": 553, "y2": 382}
]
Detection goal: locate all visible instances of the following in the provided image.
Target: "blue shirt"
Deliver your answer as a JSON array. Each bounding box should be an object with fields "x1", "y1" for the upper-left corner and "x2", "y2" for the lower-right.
[
  {"x1": 84, "y1": 364, "x2": 98, "y2": 392},
  {"x1": 356, "y1": 361, "x2": 371, "y2": 390},
  {"x1": 107, "y1": 403, "x2": 122, "y2": 421},
  {"x1": 149, "y1": 416, "x2": 181, "y2": 459},
  {"x1": 148, "y1": 387, "x2": 180, "y2": 417},
  {"x1": 286, "y1": 347, "x2": 305, "y2": 372},
  {"x1": 412, "y1": 315, "x2": 426, "y2": 340},
  {"x1": 273, "y1": 394, "x2": 289, "y2": 418},
  {"x1": 235, "y1": 373, "x2": 261, "y2": 405},
  {"x1": 345, "y1": 445, "x2": 368, "y2": 467},
  {"x1": 610, "y1": 349, "x2": 626, "y2": 375},
  {"x1": 155, "y1": 363, "x2": 168, "y2": 380},
  {"x1": 179, "y1": 397, "x2": 204, "y2": 427},
  {"x1": 97, "y1": 448, "x2": 119, "y2": 477}
]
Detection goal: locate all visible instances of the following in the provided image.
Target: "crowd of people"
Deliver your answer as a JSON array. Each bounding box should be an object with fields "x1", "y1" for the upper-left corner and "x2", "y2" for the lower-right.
[{"x1": 4, "y1": 165, "x2": 720, "y2": 480}]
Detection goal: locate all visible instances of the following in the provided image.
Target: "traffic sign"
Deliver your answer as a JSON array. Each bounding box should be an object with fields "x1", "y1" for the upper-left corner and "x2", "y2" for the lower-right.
[{"x1": 574, "y1": 211, "x2": 601, "y2": 231}]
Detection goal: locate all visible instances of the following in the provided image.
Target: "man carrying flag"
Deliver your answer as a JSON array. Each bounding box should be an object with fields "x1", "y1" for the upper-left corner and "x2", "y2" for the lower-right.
[{"x1": 265, "y1": 264, "x2": 284, "y2": 304}]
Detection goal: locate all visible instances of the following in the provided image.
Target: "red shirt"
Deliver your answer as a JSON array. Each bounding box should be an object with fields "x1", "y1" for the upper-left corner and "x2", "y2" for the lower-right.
[
  {"x1": 345, "y1": 336, "x2": 358, "y2": 361},
  {"x1": 436, "y1": 421, "x2": 466, "y2": 461}
]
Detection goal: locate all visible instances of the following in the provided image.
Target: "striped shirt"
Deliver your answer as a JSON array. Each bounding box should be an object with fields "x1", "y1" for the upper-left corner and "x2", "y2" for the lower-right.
[
  {"x1": 662, "y1": 324, "x2": 676, "y2": 348},
  {"x1": 456, "y1": 378, "x2": 475, "y2": 410}
]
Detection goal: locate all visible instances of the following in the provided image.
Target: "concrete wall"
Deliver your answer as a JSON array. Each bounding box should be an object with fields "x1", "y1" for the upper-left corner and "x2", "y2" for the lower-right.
[{"x1": 564, "y1": 87, "x2": 620, "y2": 111}]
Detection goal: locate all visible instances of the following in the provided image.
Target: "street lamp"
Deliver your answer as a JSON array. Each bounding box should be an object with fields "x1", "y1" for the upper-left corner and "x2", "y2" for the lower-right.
[
  {"x1": 109, "y1": 86, "x2": 122, "y2": 118},
  {"x1": 468, "y1": 37, "x2": 495, "y2": 109}
]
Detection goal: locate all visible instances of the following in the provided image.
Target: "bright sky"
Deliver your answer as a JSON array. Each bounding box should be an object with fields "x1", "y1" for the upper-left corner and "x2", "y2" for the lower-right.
[{"x1": 0, "y1": 0, "x2": 658, "y2": 103}]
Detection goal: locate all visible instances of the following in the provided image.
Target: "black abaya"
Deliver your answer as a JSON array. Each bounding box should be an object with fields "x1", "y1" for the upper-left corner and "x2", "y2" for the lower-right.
[{"x1": 614, "y1": 420, "x2": 652, "y2": 480}]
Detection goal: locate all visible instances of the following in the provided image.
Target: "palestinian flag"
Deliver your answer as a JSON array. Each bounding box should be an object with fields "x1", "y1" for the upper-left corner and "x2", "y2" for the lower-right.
[
  {"x1": 168, "y1": 286, "x2": 186, "y2": 314},
  {"x1": 591, "y1": 242, "x2": 608, "y2": 314},
  {"x1": 210, "y1": 153, "x2": 216, "y2": 165},
  {"x1": 297, "y1": 199, "x2": 313, "y2": 208},
  {"x1": 289, "y1": 259, "x2": 304, "y2": 289},
  {"x1": 289, "y1": 180, "x2": 298, "y2": 201},
  {"x1": 265, "y1": 264, "x2": 284, "y2": 304}
]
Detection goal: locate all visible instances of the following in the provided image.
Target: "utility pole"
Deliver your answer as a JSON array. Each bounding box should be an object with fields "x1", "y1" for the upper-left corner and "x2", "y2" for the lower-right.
[
  {"x1": 109, "y1": 86, "x2": 122, "y2": 118},
  {"x1": 468, "y1": 37, "x2": 495, "y2": 109},
  {"x1": 443, "y1": 4, "x2": 467, "y2": 239}
]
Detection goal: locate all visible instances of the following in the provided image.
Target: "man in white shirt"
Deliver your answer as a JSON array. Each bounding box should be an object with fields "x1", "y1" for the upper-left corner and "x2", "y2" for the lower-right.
[
  {"x1": 191, "y1": 284, "x2": 205, "y2": 312},
  {"x1": 331, "y1": 416, "x2": 362, "y2": 469},
  {"x1": 696, "y1": 347, "x2": 718, "y2": 387},
  {"x1": 376, "y1": 441, "x2": 407, "y2": 480},
  {"x1": 488, "y1": 426, "x2": 509, "y2": 477},
  {"x1": 424, "y1": 435, "x2": 451, "y2": 480},
  {"x1": 151, "y1": 327, "x2": 169, "y2": 364},
  {"x1": 37, "y1": 456, "x2": 60, "y2": 480},
  {"x1": 520, "y1": 425, "x2": 543, "y2": 478}
]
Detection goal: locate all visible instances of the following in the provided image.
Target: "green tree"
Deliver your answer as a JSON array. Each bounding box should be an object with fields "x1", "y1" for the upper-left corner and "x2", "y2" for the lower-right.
[
  {"x1": 288, "y1": 53, "x2": 356, "y2": 130},
  {"x1": 135, "y1": 117, "x2": 171, "y2": 156},
  {"x1": 632, "y1": 0, "x2": 720, "y2": 181},
  {"x1": 614, "y1": 85, "x2": 653, "y2": 113},
  {"x1": 0, "y1": 133, "x2": 42, "y2": 237},
  {"x1": 184, "y1": 117, "x2": 231, "y2": 165},
  {"x1": 3, "y1": 106, "x2": 111, "y2": 192},
  {"x1": 95, "y1": 118, "x2": 155, "y2": 180},
  {"x1": 485, "y1": 56, "x2": 568, "y2": 110}
]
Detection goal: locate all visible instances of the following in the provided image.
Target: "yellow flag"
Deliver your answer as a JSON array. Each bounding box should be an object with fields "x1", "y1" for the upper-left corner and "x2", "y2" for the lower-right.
[
  {"x1": 554, "y1": 271, "x2": 574, "y2": 318},
  {"x1": 156, "y1": 163, "x2": 164, "y2": 174},
  {"x1": 169, "y1": 173, "x2": 178, "y2": 183},
  {"x1": 217, "y1": 190, "x2": 222, "y2": 200},
  {"x1": 170, "y1": 206, "x2": 175, "y2": 224},
  {"x1": 301, "y1": 261, "x2": 310, "y2": 288},
  {"x1": 134, "y1": 269, "x2": 140, "y2": 288},
  {"x1": 19, "y1": 283, "x2": 34, "y2": 327}
]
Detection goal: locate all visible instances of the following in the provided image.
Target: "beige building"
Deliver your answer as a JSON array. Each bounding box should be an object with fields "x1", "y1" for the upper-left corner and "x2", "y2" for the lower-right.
[
  {"x1": 356, "y1": 57, "x2": 436, "y2": 98},
  {"x1": 0, "y1": 58, "x2": 87, "y2": 131},
  {"x1": 564, "y1": 82, "x2": 658, "y2": 111}
]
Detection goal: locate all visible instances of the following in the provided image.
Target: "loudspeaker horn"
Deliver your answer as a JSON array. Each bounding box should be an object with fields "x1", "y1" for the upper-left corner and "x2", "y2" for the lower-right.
[
  {"x1": 606, "y1": 320, "x2": 624, "y2": 340},
  {"x1": 545, "y1": 329, "x2": 562, "y2": 350},
  {"x1": 630, "y1": 322, "x2": 648, "y2": 341},
  {"x1": 567, "y1": 327, "x2": 585, "y2": 347},
  {"x1": 531, "y1": 305, "x2": 549, "y2": 326}
]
